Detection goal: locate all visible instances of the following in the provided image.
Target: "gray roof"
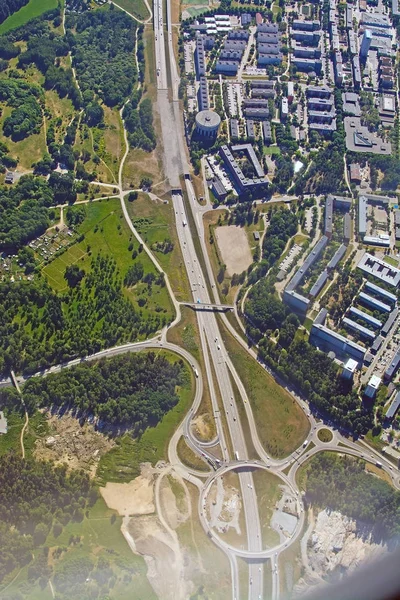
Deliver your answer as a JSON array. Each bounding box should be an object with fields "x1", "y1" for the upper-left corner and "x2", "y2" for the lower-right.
[
  {"x1": 314, "y1": 308, "x2": 328, "y2": 326},
  {"x1": 327, "y1": 244, "x2": 347, "y2": 270},
  {"x1": 342, "y1": 317, "x2": 376, "y2": 340},
  {"x1": 385, "y1": 347, "x2": 400, "y2": 380},
  {"x1": 344, "y1": 213, "x2": 351, "y2": 241},
  {"x1": 349, "y1": 306, "x2": 383, "y2": 328},
  {"x1": 386, "y1": 391, "x2": 400, "y2": 419},
  {"x1": 359, "y1": 291, "x2": 391, "y2": 313},
  {"x1": 309, "y1": 270, "x2": 329, "y2": 298},
  {"x1": 358, "y1": 195, "x2": 367, "y2": 235},
  {"x1": 371, "y1": 335, "x2": 384, "y2": 353},
  {"x1": 365, "y1": 281, "x2": 397, "y2": 303},
  {"x1": 324, "y1": 195, "x2": 333, "y2": 235},
  {"x1": 230, "y1": 118, "x2": 239, "y2": 139},
  {"x1": 382, "y1": 308, "x2": 399, "y2": 336},
  {"x1": 286, "y1": 236, "x2": 329, "y2": 292}
]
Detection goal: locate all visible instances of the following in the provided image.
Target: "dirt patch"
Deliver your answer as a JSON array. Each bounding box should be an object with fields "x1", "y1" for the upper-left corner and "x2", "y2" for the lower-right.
[
  {"x1": 215, "y1": 225, "x2": 253, "y2": 276},
  {"x1": 34, "y1": 413, "x2": 114, "y2": 477},
  {"x1": 100, "y1": 463, "x2": 156, "y2": 516},
  {"x1": 127, "y1": 514, "x2": 193, "y2": 600},
  {"x1": 160, "y1": 473, "x2": 189, "y2": 530},
  {"x1": 192, "y1": 414, "x2": 214, "y2": 441}
]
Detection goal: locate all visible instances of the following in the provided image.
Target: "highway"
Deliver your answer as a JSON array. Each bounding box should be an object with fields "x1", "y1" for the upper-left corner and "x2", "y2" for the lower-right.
[{"x1": 153, "y1": 0, "x2": 265, "y2": 596}]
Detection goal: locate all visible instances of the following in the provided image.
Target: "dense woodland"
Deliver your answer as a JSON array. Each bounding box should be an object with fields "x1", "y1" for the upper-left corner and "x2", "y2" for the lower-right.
[
  {"x1": 0, "y1": 454, "x2": 96, "y2": 583},
  {"x1": 0, "y1": 176, "x2": 55, "y2": 249},
  {"x1": 0, "y1": 255, "x2": 168, "y2": 376},
  {"x1": 22, "y1": 352, "x2": 185, "y2": 429},
  {"x1": 0, "y1": 0, "x2": 28, "y2": 24},
  {"x1": 305, "y1": 453, "x2": 400, "y2": 539},
  {"x1": 66, "y1": 8, "x2": 137, "y2": 107}
]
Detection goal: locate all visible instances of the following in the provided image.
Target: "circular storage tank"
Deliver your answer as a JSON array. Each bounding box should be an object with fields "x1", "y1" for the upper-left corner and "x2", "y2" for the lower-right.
[{"x1": 195, "y1": 110, "x2": 221, "y2": 137}]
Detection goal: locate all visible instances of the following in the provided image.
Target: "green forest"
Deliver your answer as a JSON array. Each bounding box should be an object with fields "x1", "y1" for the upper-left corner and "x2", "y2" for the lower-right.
[
  {"x1": 22, "y1": 352, "x2": 186, "y2": 429},
  {"x1": 305, "y1": 453, "x2": 400, "y2": 539},
  {"x1": 0, "y1": 454, "x2": 96, "y2": 583},
  {"x1": 0, "y1": 0, "x2": 28, "y2": 24},
  {"x1": 66, "y1": 8, "x2": 137, "y2": 108},
  {"x1": 0, "y1": 254, "x2": 168, "y2": 376}
]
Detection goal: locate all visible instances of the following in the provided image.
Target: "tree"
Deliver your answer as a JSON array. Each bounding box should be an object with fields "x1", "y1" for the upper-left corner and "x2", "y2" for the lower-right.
[{"x1": 64, "y1": 264, "x2": 85, "y2": 287}]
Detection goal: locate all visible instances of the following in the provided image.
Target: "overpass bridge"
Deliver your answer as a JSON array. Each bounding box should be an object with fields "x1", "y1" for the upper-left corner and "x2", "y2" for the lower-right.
[{"x1": 182, "y1": 302, "x2": 234, "y2": 312}]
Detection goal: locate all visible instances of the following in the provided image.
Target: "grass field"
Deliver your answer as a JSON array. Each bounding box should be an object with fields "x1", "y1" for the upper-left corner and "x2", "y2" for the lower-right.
[
  {"x1": 97, "y1": 352, "x2": 194, "y2": 484},
  {"x1": 317, "y1": 428, "x2": 333, "y2": 443},
  {"x1": 125, "y1": 192, "x2": 191, "y2": 301},
  {"x1": 113, "y1": 0, "x2": 151, "y2": 21},
  {"x1": 0, "y1": 0, "x2": 58, "y2": 34},
  {"x1": 219, "y1": 320, "x2": 310, "y2": 458},
  {"x1": 167, "y1": 307, "x2": 216, "y2": 441},
  {"x1": 0, "y1": 106, "x2": 47, "y2": 170},
  {"x1": 253, "y1": 469, "x2": 282, "y2": 548},
  {"x1": 42, "y1": 198, "x2": 174, "y2": 318},
  {"x1": 177, "y1": 436, "x2": 209, "y2": 471},
  {"x1": 1, "y1": 497, "x2": 156, "y2": 600},
  {"x1": 176, "y1": 482, "x2": 232, "y2": 600}
]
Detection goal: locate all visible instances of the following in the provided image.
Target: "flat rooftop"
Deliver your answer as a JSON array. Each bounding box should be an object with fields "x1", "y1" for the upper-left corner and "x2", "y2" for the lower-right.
[{"x1": 358, "y1": 253, "x2": 400, "y2": 287}]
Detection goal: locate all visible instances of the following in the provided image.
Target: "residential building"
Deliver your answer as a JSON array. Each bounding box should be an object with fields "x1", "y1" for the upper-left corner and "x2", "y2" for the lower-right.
[
  {"x1": 230, "y1": 118, "x2": 239, "y2": 140},
  {"x1": 349, "y1": 306, "x2": 382, "y2": 328},
  {"x1": 310, "y1": 322, "x2": 366, "y2": 363},
  {"x1": 365, "y1": 281, "x2": 397, "y2": 304},
  {"x1": 358, "y1": 291, "x2": 391, "y2": 313},
  {"x1": 342, "y1": 358, "x2": 358, "y2": 379},
  {"x1": 365, "y1": 375, "x2": 381, "y2": 398},
  {"x1": 384, "y1": 347, "x2": 400, "y2": 381},
  {"x1": 360, "y1": 29, "x2": 372, "y2": 58},
  {"x1": 381, "y1": 308, "x2": 398, "y2": 336},
  {"x1": 342, "y1": 317, "x2": 376, "y2": 340},
  {"x1": 246, "y1": 119, "x2": 255, "y2": 140},
  {"x1": 262, "y1": 121, "x2": 272, "y2": 143},
  {"x1": 195, "y1": 36, "x2": 206, "y2": 77},
  {"x1": 358, "y1": 253, "x2": 400, "y2": 287},
  {"x1": 385, "y1": 392, "x2": 400, "y2": 420}
]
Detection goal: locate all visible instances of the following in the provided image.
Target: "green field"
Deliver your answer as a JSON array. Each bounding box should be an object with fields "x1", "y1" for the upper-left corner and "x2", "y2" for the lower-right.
[
  {"x1": 219, "y1": 320, "x2": 310, "y2": 458},
  {"x1": 97, "y1": 352, "x2": 194, "y2": 484},
  {"x1": 0, "y1": 0, "x2": 58, "y2": 34},
  {"x1": 253, "y1": 470, "x2": 281, "y2": 548},
  {"x1": 1, "y1": 497, "x2": 156, "y2": 600},
  {"x1": 42, "y1": 198, "x2": 174, "y2": 318},
  {"x1": 113, "y1": 0, "x2": 150, "y2": 21},
  {"x1": 125, "y1": 193, "x2": 191, "y2": 301}
]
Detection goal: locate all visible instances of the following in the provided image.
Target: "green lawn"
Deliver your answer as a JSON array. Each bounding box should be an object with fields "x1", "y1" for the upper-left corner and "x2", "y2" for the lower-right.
[
  {"x1": 42, "y1": 198, "x2": 174, "y2": 318},
  {"x1": 253, "y1": 470, "x2": 281, "y2": 548},
  {"x1": 0, "y1": 0, "x2": 58, "y2": 34},
  {"x1": 2, "y1": 497, "x2": 156, "y2": 600},
  {"x1": 97, "y1": 352, "x2": 194, "y2": 484},
  {"x1": 125, "y1": 193, "x2": 190, "y2": 301},
  {"x1": 113, "y1": 0, "x2": 150, "y2": 21},
  {"x1": 220, "y1": 320, "x2": 310, "y2": 458},
  {"x1": 263, "y1": 146, "x2": 281, "y2": 155}
]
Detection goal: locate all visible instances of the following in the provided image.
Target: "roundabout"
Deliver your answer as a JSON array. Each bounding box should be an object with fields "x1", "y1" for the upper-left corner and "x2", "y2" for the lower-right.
[{"x1": 197, "y1": 460, "x2": 306, "y2": 560}]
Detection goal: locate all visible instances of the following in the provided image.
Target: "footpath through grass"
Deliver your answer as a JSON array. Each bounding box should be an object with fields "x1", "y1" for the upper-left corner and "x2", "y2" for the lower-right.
[
  {"x1": 219, "y1": 320, "x2": 310, "y2": 458},
  {"x1": 97, "y1": 351, "x2": 194, "y2": 484},
  {"x1": 42, "y1": 198, "x2": 174, "y2": 319},
  {"x1": 113, "y1": 0, "x2": 150, "y2": 21},
  {"x1": 0, "y1": 0, "x2": 58, "y2": 34}
]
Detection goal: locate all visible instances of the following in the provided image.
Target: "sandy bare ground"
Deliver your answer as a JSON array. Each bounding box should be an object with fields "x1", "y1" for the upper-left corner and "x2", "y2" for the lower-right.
[
  {"x1": 100, "y1": 463, "x2": 156, "y2": 516},
  {"x1": 34, "y1": 412, "x2": 114, "y2": 477},
  {"x1": 215, "y1": 225, "x2": 253, "y2": 276}
]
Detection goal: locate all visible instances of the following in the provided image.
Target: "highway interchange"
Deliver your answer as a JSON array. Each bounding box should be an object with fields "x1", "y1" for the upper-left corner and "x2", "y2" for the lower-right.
[{"x1": 2, "y1": 2, "x2": 399, "y2": 599}]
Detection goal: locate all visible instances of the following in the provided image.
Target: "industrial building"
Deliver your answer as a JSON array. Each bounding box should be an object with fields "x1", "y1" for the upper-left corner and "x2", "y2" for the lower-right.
[{"x1": 358, "y1": 253, "x2": 400, "y2": 287}]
